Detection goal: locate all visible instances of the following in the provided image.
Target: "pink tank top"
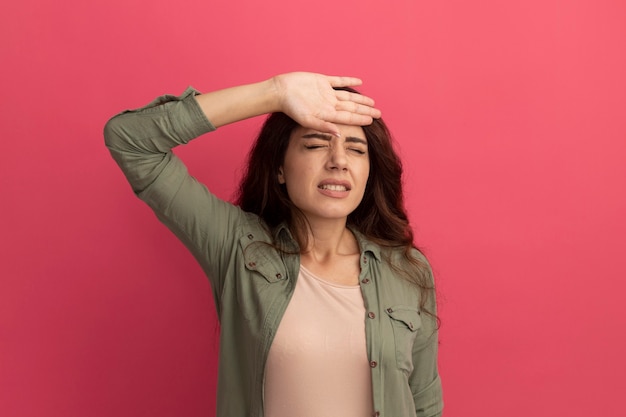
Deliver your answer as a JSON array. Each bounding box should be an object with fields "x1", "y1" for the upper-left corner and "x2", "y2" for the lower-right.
[{"x1": 264, "y1": 266, "x2": 374, "y2": 417}]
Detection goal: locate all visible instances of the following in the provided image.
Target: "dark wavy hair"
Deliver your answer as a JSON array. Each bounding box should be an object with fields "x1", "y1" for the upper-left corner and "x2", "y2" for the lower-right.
[{"x1": 235, "y1": 87, "x2": 437, "y2": 318}]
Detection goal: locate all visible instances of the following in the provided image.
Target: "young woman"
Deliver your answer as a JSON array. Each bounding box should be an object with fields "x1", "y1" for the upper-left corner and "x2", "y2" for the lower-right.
[{"x1": 104, "y1": 72, "x2": 443, "y2": 417}]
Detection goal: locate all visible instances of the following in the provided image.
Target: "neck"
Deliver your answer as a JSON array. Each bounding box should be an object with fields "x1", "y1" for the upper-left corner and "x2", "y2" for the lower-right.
[
  {"x1": 299, "y1": 217, "x2": 358, "y2": 260},
  {"x1": 295, "y1": 216, "x2": 362, "y2": 286}
]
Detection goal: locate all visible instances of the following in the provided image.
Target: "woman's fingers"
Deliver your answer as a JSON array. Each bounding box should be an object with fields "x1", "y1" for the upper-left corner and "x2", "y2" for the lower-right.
[
  {"x1": 274, "y1": 72, "x2": 380, "y2": 132},
  {"x1": 329, "y1": 111, "x2": 374, "y2": 127},
  {"x1": 334, "y1": 90, "x2": 381, "y2": 119},
  {"x1": 299, "y1": 114, "x2": 341, "y2": 137},
  {"x1": 334, "y1": 89, "x2": 375, "y2": 106},
  {"x1": 327, "y1": 76, "x2": 364, "y2": 88},
  {"x1": 335, "y1": 100, "x2": 382, "y2": 119}
]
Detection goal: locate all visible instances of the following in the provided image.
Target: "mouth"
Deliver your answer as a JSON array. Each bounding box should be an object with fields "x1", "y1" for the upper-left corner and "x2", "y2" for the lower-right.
[{"x1": 318, "y1": 183, "x2": 350, "y2": 192}]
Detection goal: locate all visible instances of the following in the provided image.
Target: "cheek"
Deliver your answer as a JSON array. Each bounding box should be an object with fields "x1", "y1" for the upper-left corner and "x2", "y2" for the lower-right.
[
  {"x1": 359, "y1": 161, "x2": 371, "y2": 185},
  {"x1": 281, "y1": 149, "x2": 301, "y2": 182},
  {"x1": 283, "y1": 180, "x2": 309, "y2": 210},
  {"x1": 283, "y1": 156, "x2": 315, "y2": 184}
]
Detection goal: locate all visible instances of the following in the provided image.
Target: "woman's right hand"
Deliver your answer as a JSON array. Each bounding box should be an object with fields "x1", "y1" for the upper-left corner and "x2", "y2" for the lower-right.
[
  {"x1": 195, "y1": 72, "x2": 381, "y2": 134},
  {"x1": 271, "y1": 72, "x2": 382, "y2": 136}
]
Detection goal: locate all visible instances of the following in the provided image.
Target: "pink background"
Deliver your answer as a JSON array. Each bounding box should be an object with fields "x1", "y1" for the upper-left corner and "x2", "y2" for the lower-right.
[{"x1": 2, "y1": 0, "x2": 625, "y2": 416}]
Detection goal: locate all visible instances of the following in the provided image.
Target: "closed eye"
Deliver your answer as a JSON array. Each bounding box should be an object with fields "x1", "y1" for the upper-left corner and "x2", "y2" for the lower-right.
[{"x1": 349, "y1": 148, "x2": 367, "y2": 155}]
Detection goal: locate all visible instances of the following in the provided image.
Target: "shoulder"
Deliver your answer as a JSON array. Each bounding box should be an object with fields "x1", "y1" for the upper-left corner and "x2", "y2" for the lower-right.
[
  {"x1": 350, "y1": 228, "x2": 434, "y2": 286},
  {"x1": 382, "y1": 245, "x2": 431, "y2": 271},
  {"x1": 236, "y1": 211, "x2": 274, "y2": 244},
  {"x1": 236, "y1": 216, "x2": 299, "y2": 255}
]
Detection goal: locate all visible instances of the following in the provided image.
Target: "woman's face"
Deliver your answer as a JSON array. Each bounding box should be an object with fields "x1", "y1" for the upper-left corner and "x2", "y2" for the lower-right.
[{"x1": 278, "y1": 124, "x2": 370, "y2": 224}]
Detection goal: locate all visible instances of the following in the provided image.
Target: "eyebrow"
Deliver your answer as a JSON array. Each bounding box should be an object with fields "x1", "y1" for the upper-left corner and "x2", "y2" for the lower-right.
[{"x1": 301, "y1": 132, "x2": 368, "y2": 146}]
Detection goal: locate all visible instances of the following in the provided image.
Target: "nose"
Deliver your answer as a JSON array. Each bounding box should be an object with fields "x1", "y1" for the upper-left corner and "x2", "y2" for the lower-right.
[{"x1": 326, "y1": 143, "x2": 348, "y2": 171}]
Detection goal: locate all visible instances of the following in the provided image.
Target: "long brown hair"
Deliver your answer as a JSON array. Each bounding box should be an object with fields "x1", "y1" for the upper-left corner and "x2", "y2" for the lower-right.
[{"x1": 235, "y1": 88, "x2": 437, "y2": 319}]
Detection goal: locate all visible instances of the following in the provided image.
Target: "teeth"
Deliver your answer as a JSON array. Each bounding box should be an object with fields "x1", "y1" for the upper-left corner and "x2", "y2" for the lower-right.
[{"x1": 320, "y1": 184, "x2": 347, "y2": 191}]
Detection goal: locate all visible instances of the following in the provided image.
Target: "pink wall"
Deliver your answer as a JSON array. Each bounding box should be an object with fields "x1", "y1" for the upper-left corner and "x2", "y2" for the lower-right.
[{"x1": 2, "y1": 0, "x2": 625, "y2": 416}]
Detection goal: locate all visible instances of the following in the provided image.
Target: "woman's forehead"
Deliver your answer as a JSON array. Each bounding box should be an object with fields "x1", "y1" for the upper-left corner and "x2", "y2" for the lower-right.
[{"x1": 292, "y1": 125, "x2": 367, "y2": 141}]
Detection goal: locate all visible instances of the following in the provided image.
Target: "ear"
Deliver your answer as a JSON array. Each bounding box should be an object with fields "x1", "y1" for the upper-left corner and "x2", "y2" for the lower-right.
[{"x1": 278, "y1": 167, "x2": 285, "y2": 184}]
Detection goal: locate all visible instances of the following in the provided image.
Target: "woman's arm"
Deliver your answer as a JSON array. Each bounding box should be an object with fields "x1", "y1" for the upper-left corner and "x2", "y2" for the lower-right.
[
  {"x1": 410, "y1": 320, "x2": 443, "y2": 417},
  {"x1": 103, "y1": 72, "x2": 380, "y2": 303},
  {"x1": 195, "y1": 72, "x2": 381, "y2": 135},
  {"x1": 104, "y1": 87, "x2": 232, "y2": 294},
  {"x1": 409, "y1": 254, "x2": 443, "y2": 417}
]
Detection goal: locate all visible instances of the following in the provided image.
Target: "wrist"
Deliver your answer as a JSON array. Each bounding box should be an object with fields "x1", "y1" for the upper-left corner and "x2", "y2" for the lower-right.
[{"x1": 266, "y1": 76, "x2": 285, "y2": 114}]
